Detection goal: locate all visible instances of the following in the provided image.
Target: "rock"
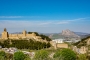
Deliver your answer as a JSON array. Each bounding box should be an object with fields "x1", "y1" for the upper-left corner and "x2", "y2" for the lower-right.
[{"x1": 61, "y1": 29, "x2": 80, "y2": 38}]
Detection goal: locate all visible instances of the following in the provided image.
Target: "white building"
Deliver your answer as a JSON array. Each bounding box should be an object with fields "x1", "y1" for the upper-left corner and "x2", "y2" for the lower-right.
[{"x1": 52, "y1": 39, "x2": 64, "y2": 43}]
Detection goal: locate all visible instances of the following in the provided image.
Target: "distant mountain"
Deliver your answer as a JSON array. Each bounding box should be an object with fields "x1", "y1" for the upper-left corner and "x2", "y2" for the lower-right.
[
  {"x1": 79, "y1": 34, "x2": 90, "y2": 39},
  {"x1": 61, "y1": 29, "x2": 80, "y2": 38},
  {"x1": 47, "y1": 30, "x2": 90, "y2": 40},
  {"x1": 74, "y1": 32, "x2": 89, "y2": 36}
]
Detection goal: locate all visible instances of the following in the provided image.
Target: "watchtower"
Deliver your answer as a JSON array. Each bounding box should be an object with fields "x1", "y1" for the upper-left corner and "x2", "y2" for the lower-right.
[
  {"x1": 2, "y1": 28, "x2": 8, "y2": 39},
  {"x1": 22, "y1": 30, "x2": 27, "y2": 37}
]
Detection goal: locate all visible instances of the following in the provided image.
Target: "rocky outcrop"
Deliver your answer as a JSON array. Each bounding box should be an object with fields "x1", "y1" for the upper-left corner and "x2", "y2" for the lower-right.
[{"x1": 61, "y1": 29, "x2": 80, "y2": 38}]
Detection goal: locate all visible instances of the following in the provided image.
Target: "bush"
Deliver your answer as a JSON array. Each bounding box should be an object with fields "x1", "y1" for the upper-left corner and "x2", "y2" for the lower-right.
[
  {"x1": 24, "y1": 54, "x2": 31, "y2": 60},
  {"x1": 53, "y1": 48, "x2": 76, "y2": 60},
  {"x1": 0, "y1": 51, "x2": 5, "y2": 57},
  {"x1": 53, "y1": 49, "x2": 64, "y2": 60},
  {"x1": 5, "y1": 53, "x2": 13, "y2": 60},
  {"x1": 77, "y1": 54, "x2": 88, "y2": 60},
  {"x1": 14, "y1": 51, "x2": 26, "y2": 60},
  {"x1": 0, "y1": 51, "x2": 6, "y2": 60},
  {"x1": 34, "y1": 50, "x2": 49, "y2": 60}
]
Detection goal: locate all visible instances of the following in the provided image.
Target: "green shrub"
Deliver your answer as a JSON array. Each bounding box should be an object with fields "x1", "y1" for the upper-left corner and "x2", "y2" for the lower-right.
[
  {"x1": 53, "y1": 49, "x2": 64, "y2": 60},
  {"x1": 34, "y1": 50, "x2": 49, "y2": 60},
  {"x1": 77, "y1": 54, "x2": 88, "y2": 60},
  {"x1": 53, "y1": 48, "x2": 76, "y2": 60},
  {"x1": 24, "y1": 54, "x2": 31, "y2": 60},
  {"x1": 14, "y1": 51, "x2": 26, "y2": 60},
  {"x1": 5, "y1": 53, "x2": 13, "y2": 60},
  {"x1": 0, "y1": 51, "x2": 5, "y2": 57},
  {"x1": 0, "y1": 51, "x2": 6, "y2": 60}
]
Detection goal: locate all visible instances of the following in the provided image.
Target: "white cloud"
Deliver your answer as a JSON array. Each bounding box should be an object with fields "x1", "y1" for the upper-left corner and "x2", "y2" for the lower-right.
[
  {"x1": 0, "y1": 17, "x2": 87, "y2": 28},
  {"x1": 0, "y1": 17, "x2": 90, "y2": 33},
  {"x1": 0, "y1": 16, "x2": 23, "y2": 18},
  {"x1": 0, "y1": 20, "x2": 37, "y2": 28},
  {"x1": 52, "y1": 18, "x2": 86, "y2": 25},
  {"x1": 55, "y1": 21, "x2": 69, "y2": 24}
]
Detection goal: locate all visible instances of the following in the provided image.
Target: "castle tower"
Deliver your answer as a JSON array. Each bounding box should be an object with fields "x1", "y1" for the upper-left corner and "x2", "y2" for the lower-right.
[
  {"x1": 4, "y1": 28, "x2": 7, "y2": 32},
  {"x1": 2, "y1": 28, "x2": 8, "y2": 39},
  {"x1": 22, "y1": 30, "x2": 27, "y2": 37}
]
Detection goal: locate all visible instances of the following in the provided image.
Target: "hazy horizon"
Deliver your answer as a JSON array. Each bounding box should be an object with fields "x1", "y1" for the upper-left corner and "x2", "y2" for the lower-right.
[{"x1": 0, "y1": 0, "x2": 90, "y2": 33}]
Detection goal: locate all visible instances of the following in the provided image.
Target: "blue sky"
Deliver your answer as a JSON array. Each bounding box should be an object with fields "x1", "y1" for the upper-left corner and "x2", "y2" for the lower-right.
[{"x1": 0, "y1": 0, "x2": 90, "y2": 33}]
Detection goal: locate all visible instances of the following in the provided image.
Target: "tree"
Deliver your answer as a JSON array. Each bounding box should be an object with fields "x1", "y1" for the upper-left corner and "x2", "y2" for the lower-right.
[
  {"x1": 0, "y1": 39, "x2": 51, "y2": 50},
  {"x1": 28, "y1": 32, "x2": 39, "y2": 36},
  {"x1": 34, "y1": 50, "x2": 49, "y2": 60},
  {"x1": 53, "y1": 48, "x2": 76, "y2": 60},
  {"x1": 40, "y1": 34, "x2": 52, "y2": 41},
  {"x1": 14, "y1": 51, "x2": 26, "y2": 60}
]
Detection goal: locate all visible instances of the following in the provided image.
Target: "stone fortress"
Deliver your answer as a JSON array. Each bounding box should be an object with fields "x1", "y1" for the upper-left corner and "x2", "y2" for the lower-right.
[{"x1": 1, "y1": 28, "x2": 45, "y2": 42}]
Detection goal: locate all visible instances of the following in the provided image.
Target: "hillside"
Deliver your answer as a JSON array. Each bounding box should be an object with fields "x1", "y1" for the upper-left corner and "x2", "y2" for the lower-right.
[
  {"x1": 73, "y1": 36, "x2": 90, "y2": 48},
  {"x1": 62, "y1": 29, "x2": 80, "y2": 38}
]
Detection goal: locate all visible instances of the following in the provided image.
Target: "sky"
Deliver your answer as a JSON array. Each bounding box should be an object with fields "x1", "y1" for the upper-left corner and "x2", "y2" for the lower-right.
[{"x1": 0, "y1": 0, "x2": 90, "y2": 33}]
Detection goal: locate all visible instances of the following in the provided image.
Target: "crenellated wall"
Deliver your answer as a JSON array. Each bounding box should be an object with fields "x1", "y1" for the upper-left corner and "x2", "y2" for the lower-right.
[{"x1": 1, "y1": 28, "x2": 43, "y2": 41}]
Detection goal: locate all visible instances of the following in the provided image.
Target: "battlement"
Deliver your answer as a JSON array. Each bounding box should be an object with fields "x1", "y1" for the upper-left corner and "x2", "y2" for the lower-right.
[{"x1": 1, "y1": 28, "x2": 42, "y2": 41}]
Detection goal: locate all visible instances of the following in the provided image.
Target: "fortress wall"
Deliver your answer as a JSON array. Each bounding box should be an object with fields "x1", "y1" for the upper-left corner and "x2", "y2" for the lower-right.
[
  {"x1": 9, "y1": 34, "x2": 18, "y2": 37},
  {"x1": 57, "y1": 43, "x2": 68, "y2": 48},
  {"x1": 36, "y1": 36, "x2": 41, "y2": 39},
  {"x1": 1, "y1": 28, "x2": 49, "y2": 44},
  {"x1": 17, "y1": 34, "x2": 23, "y2": 37},
  {"x1": 9, "y1": 34, "x2": 23, "y2": 39},
  {"x1": 9, "y1": 37, "x2": 19, "y2": 39},
  {"x1": 26, "y1": 34, "x2": 33, "y2": 37}
]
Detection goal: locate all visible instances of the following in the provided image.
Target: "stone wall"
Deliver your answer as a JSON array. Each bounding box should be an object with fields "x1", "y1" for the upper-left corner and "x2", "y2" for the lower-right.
[
  {"x1": 56, "y1": 43, "x2": 68, "y2": 48},
  {"x1": 1, "y1": 28, "x2": 47, "y2": 43}
]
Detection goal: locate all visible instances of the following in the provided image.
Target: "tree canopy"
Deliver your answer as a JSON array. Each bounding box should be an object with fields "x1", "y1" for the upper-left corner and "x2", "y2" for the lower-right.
[{"x1": 0, "y1": 39, "x2": 51, "y2": 50}]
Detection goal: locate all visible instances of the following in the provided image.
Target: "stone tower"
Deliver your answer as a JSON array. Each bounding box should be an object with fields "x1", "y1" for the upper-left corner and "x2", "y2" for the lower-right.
[
  {"x1": 2, "y1": 28, "x2": 8, "y2": 39},
  {"x1": 22, "y1": 30, "x2": 26, "y2": 37},
  {"x1": 4, "y1": 28, "x2": 7, "y2": 32}
]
